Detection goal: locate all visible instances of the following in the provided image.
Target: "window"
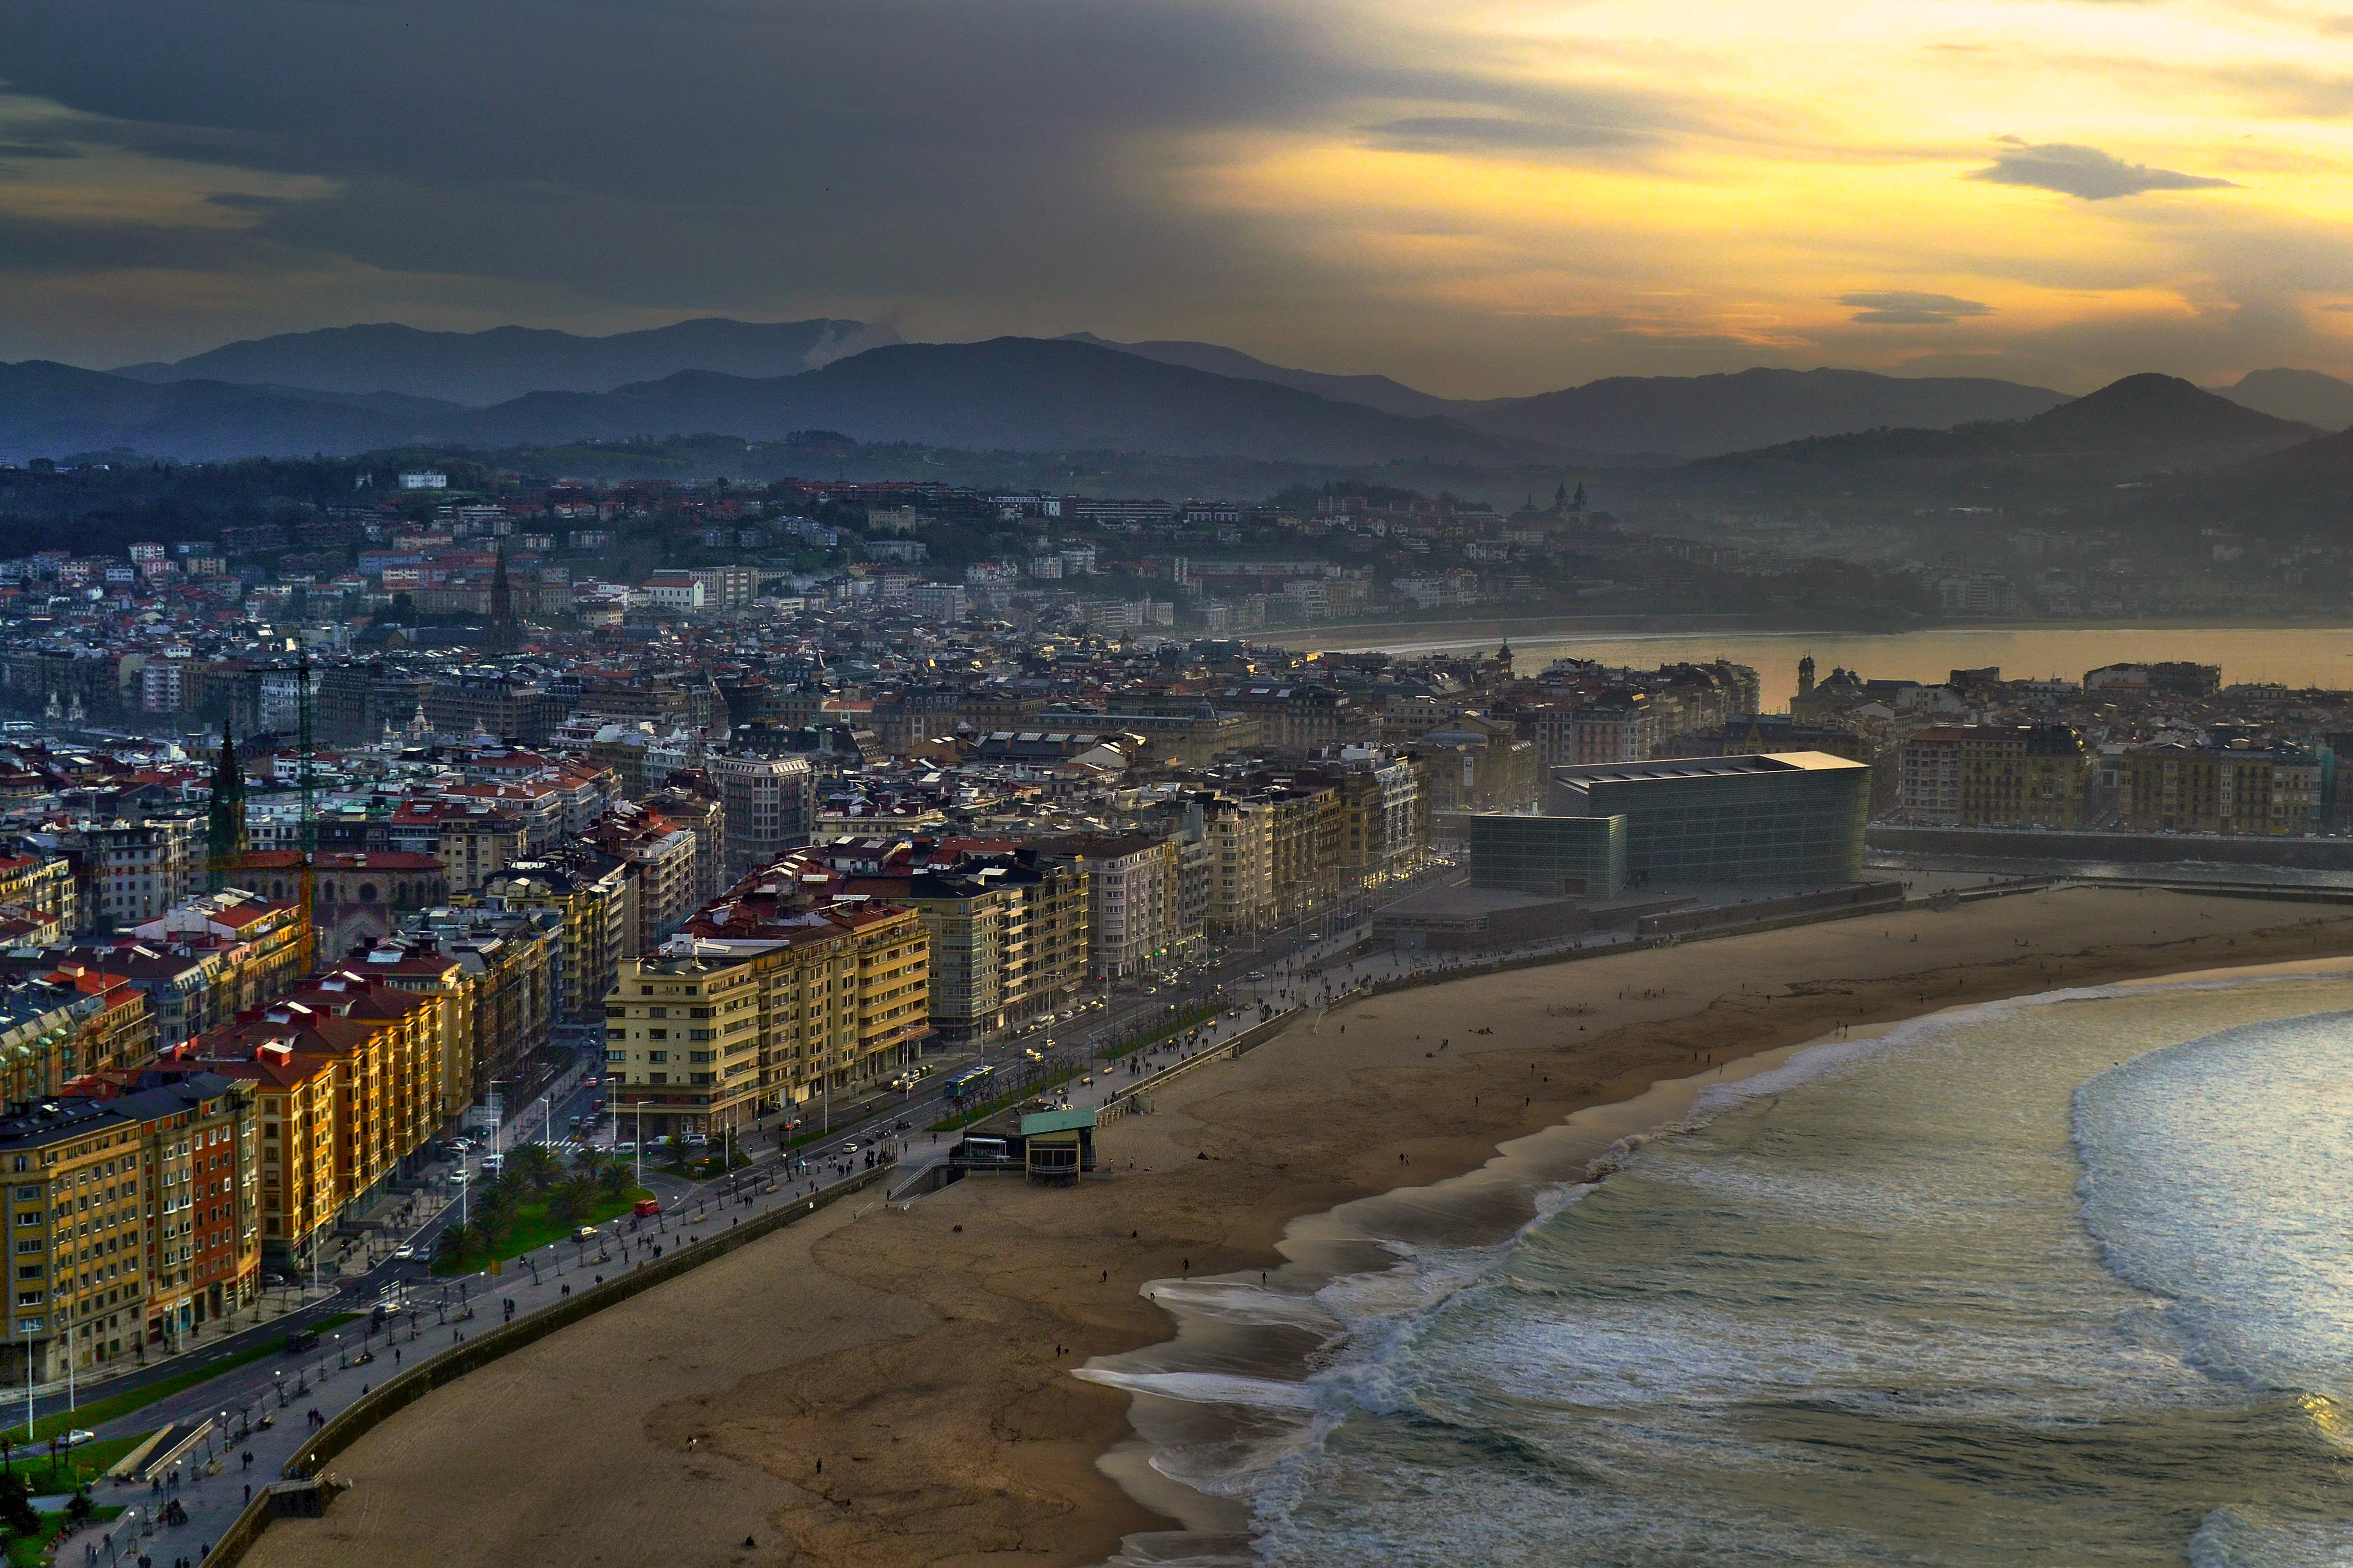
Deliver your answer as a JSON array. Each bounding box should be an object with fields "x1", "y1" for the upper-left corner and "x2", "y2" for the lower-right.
[{"x1": 647, "y1": 1051, "x2": 668, "y2": 1064}]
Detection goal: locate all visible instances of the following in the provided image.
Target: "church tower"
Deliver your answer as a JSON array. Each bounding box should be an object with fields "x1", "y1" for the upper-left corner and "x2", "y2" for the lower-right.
[{"x1": 204, "y1": 722, "x2": 248, "y2": 892}]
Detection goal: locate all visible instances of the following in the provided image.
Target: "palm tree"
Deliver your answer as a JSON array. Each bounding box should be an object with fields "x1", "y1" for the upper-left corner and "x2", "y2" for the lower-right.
[
  {"x1": 572, "y1": 1146, "x2": 610, "y2": 1186},
  {"x1": 510, "y1": 1143, "x2": 561, "y2": 1192},
  {"x1": 437, "y1": 1224, "x2": 478, "y2": 1265},
  {"x1": 548, "y1": 1179, "x2": 595, "y2": 1228},
  {"x1": 597, "y1": 1161, "x2": 632, "y2": 1199}
]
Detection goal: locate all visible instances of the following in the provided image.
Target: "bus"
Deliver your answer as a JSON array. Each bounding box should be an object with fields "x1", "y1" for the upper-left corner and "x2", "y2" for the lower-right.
[{"x1": 944, "y1": 1066, "x2": 995, "y2": 1100}]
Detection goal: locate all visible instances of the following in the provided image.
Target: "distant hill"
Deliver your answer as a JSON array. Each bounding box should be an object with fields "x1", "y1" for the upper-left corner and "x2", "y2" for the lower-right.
[
  {"x1": 2211, "y1": 368, "x2": 2353, "y2": 431},
  {"x1": 0, "y1": 337, "x2": 1529, "y2": 466},
  {"x1": 1687, "y1": 373, "x2": 2315, "y2": 479},
  {"x1": 1061, "y1": 333, "x2": 1463, "y2": 419},
  {"x1": 0, "y1": 360, "x2": 461, "y2": 463},
  {"x1": 1066, "y1": 346, "x2": 2074, "y2": 459},
  {"x1": 112, "y1": 318, "x2": 897, "y2": 406},
  {"x1": 2021, "y1": 373, "x2": 2308, "y2": 449},
  {"x1": 1456, "y1": 367, "x2": 2073, "y2": 460},
  {"x1": 458, "y1": 338, "x2": 1527, "y2": 464}
]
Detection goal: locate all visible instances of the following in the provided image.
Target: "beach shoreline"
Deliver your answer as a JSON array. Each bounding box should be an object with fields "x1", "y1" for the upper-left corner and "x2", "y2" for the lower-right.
[{"x1": 241, "y1": 886, "x2": 2353, "y2": 1568}]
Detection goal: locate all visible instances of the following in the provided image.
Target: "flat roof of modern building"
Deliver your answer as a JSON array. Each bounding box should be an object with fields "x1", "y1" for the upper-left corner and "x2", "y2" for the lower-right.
[{"x1": 1552, "y1": 751, "x2": 1868, "y2": 785}]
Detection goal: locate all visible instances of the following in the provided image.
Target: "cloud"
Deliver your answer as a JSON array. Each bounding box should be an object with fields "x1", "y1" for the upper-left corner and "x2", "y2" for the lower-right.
[
  {"x1": 1358, "y1": 116, "x2": 1643, "y2": 153},
  {"x1": 1968, "y1": 140, "x2": 2237, "y2": 201},
  {"x1": 1837, "y1": 291, "x2": 1992, "y2": 325}
]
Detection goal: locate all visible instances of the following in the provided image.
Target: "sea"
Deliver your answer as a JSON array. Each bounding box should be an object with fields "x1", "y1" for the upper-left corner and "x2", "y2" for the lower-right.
[
  {"x1": 1079, "y1": 966, "x2": 2353, "y2": 1566},
  {"x1": 1296, "y1": 625, "x2": 2353, "y2": 712}
]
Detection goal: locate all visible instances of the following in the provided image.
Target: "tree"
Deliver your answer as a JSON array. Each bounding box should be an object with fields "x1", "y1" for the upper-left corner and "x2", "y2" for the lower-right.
[
  {"x1": 437, "y1": 1224, "x2": 478, "y2": 1265},
  {"x1": 0, "y1": 1468, "x2": 38, "y2": 1541},
  {"x1": 597, "y1": 1161, "x2": 632, "y2": 1199},
  {"x1": 509, "y1": 1143, "x2": 561, "y2": 1192},
  {"x1": 547, "y1": 1179, "x2": 595, "y2": 1228},
  {"x1": 65, "y1": 1489, "x2": 92, "y2": 1529},
  {"x1": 571, "y1": 1147, "x2": 610, "y2": 1186}
]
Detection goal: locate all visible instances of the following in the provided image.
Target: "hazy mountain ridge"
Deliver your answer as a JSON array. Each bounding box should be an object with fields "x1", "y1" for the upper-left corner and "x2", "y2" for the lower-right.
[
  {"x1": 2209, "y1": 367, "x2": 2353, "y2": 431},
  {"x1": 1688, "y1": 373, "x2": 2315, "y2": 477},
  {"x1": 1064, "y1": 340, "x2": 2077, "y2": 457},
  {"x1": 0, "y1": 338, "x2": 1530, "y2": 466},
  {"x1": 112, "y1": 318, "x2": 898, "y2": 406},
  {"x1": 1058, "y1": 333, "x2": 1465, "y2": 419}
]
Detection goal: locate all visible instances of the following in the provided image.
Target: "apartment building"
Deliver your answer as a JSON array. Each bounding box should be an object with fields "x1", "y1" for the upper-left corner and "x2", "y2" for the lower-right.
[
  {"x1": 1034, "y1": 832, "x2": 1196, "y2": 980},
  {"x1": 477, "y1": 854, "x2": 632, "y2": 1024},
  {"x1": 2117, "y1": 743, "x2": 2323, "y2": 835},
  {"x1": 388, "y1": 799, "x2": 530, "y2": 893},
  {"x1": 583, "y1": 800, "x2": 700, "y2": 955},
  {"x1": 78, "y1": 818, "x2": 199, "y2": 930},
  {"x1": 608, "y1": 887, "x2": 929, "y2": 1135},
  {"x1": 701, "y1": 752, "x2": 817, "y2": 878},
  {"x1": 1195, "y1": 795, "x2": 1275, "y2": 936},
  {"x1": 0, "y1": 1070, "x2": 258, "y2": 1382},
  {"x1": 788, "y1": 840, "x2": 1084, "y2": 1043},
  {"x1": 128, "y1": 890, "x2": 307, "y2": 1033},
  {"x1": 173, "y1": 967, "x2": 440, "y2": 1269},
  {"x1": 1897, "y1": 725, "x2": 2092, "y2": 828}
]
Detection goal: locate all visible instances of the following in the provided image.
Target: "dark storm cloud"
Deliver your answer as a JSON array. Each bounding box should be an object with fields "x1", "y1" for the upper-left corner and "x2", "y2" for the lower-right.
[
  {"x1": 1838, "y1": 291, "x2": 1992, "y2": 325},
  {"x1": 1968, "y1": 139, "x2": 2237, "y2": 200},
  {"x1": 0, "y1": 1, "x2": 1722, "y2": 347},
  {"x1": 0, "y1": 0, "x2": 1361, "y2": 322}
]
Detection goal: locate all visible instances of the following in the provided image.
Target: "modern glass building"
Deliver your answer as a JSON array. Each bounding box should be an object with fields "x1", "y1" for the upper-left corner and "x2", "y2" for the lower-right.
[
  {"x1": 1543, "y1": 751, "x2": 1871, "y2": 885},
  {"x1": 1468, "y1": 811, "x2": 1629, "y2": 897}
]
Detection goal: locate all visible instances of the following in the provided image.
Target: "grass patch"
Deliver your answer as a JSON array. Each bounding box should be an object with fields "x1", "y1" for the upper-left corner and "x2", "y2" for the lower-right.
[
  {"x1": 7, "y1": 1504, "x2": 124, "y2": 1567},
  {"x1": 930, "y1": 1064, "x2": 1084, "y2": 1133},
  {"x1": 13, "y1": 1313, "x2": 364, "y2": 1447},
  {"x1": 783, "y1": 1110, "x2": 880, "y2": 1150},
  {"x1": 431, "y1": 1189, "x2": 651, "y2": 1275}
]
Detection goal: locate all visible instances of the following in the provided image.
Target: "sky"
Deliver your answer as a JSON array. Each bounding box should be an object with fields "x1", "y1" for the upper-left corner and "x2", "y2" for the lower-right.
[{"x1": 6, "y1": 0, "x2": 2353, "y2": 396}]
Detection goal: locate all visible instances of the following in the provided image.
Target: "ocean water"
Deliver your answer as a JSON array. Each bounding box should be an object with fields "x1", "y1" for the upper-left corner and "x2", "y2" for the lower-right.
[{"x1": 1084, "y1": 971, "x2": 2353, "y2": 1565}]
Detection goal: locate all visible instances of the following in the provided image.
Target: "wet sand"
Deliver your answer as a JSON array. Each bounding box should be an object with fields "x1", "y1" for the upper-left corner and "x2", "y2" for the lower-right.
[{"x1": 245, "y1": 886, "x2": 2353, "y2": 1568}]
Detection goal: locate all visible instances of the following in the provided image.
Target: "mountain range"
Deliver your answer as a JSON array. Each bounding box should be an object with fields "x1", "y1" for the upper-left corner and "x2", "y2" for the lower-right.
[
  {"x1": 113, "y1": 318, "x2": 898, "y2": 406},
  {"x1": 10, "y1": 315, "x2": 2353, "y2": 470},
  {"x1": 1687, "y1": 374, "x2": 2318, "y2": 481}
]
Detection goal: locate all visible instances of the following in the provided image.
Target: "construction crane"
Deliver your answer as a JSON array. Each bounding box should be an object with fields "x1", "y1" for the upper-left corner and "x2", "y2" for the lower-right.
[{"x1": 249, "y1": 646, "x2": 320, "y2": 974}]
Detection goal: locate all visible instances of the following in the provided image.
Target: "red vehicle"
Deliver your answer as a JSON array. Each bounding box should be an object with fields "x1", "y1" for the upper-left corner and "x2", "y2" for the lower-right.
[
  {"x1": 632, "y1": 1198, "x2": 660, "y2": 1218},
  {"x1": 591, "y1": 1098, "x2": 605, "y2": 1113}
]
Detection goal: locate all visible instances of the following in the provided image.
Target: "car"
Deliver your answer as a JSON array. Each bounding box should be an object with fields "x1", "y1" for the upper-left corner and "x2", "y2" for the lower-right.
[
  {"x1": 481, "y1": 1152, "x2": 506, "y2": 1172},
  {"x1": 574, "y1": 1225, "x2": 599, "y2": 1241},
  {"x1": 1080, "y1": 1075, "x2": 1094, "y2": 1086},
  {"x1": 583, "y1": 1075, "x2": 601, "y2": 1088},
  {"x1": 392, "y1": 1243, "x2": 419, "y2": 1260},
  {"x1": 1022, "y1": 1048, "x2": 1044, "y2": 1062},
  {"x1": 445, "y1": 1169, "x2": 468, "y2": 1186},
  {"x1": 841, "y1": 1142, "x2": 860, "y2": 1153},
  {"x1": 61, "y1": 1429, "x2": 95, "y2": 1448},
  {"x1": 632, "y1": 1198, "x2": 660, "y2": 1218}
]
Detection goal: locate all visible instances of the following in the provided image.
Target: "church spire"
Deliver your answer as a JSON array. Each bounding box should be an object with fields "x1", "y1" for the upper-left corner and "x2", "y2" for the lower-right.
[{"x1": 204, "y1": 721, "x2": 248, "y2": 892}]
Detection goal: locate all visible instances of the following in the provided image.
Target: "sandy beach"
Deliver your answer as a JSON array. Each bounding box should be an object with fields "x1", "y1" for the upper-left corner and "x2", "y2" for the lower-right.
[{"x1": 245, "y1": 885, "x2": 2353, "y2": 1568}]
